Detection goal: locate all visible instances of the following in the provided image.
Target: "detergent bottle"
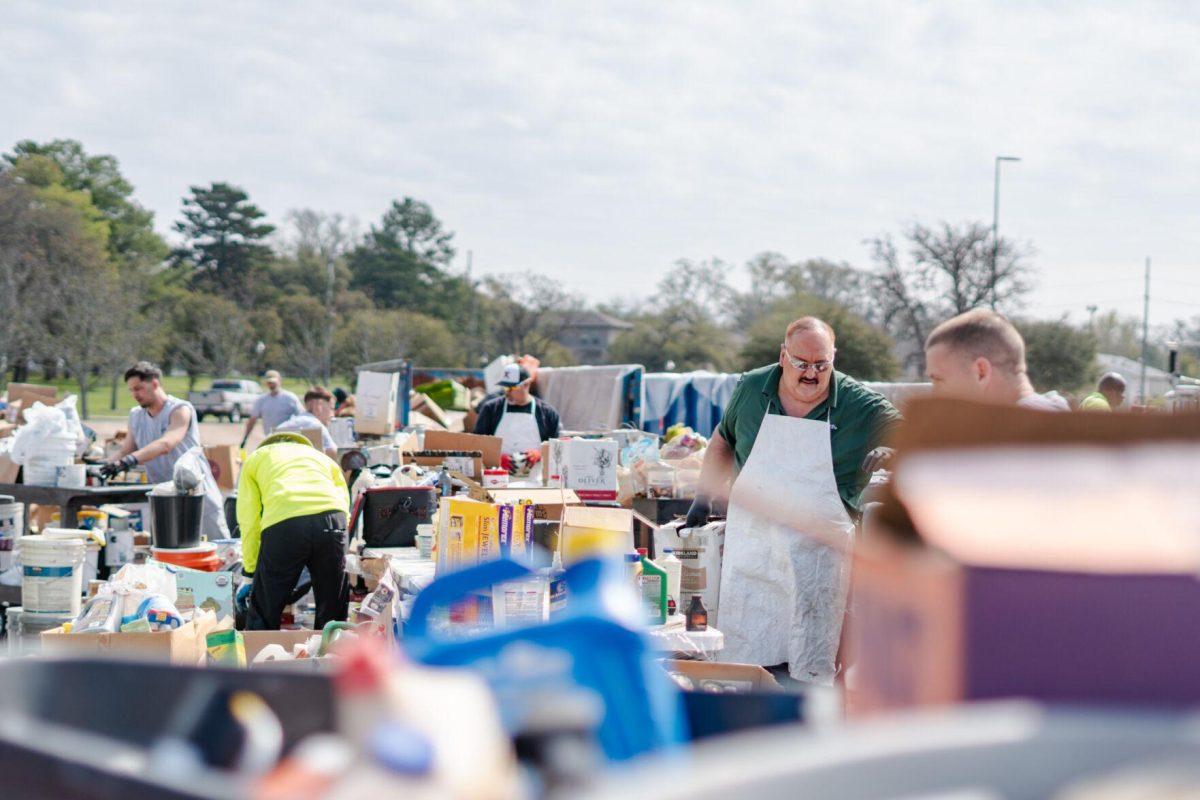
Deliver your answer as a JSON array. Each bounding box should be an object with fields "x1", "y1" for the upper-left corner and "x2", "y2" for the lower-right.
[
  {"x1": 639, "y1": 555, "x2": 668, "y2": 626},
  {"x1": 657, "y1": 548, "x2": 682, "y2": 617}
]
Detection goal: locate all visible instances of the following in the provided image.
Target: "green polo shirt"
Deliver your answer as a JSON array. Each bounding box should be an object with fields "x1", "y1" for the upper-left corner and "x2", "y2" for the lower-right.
[{"x1": 715, "y1": 365, "x2": 902, "y2": 512}]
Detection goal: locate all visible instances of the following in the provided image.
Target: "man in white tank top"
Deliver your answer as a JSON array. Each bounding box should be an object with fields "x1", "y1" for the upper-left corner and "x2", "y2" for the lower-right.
[{"x1": 102, "y1": 362, "x2": 228, "y2": 538}]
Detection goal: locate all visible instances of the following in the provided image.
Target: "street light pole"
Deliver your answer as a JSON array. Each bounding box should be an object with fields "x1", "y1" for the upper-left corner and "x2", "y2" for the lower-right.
[{"x1": 991, "y1": 155, "x2": 1021, "y2": 308}]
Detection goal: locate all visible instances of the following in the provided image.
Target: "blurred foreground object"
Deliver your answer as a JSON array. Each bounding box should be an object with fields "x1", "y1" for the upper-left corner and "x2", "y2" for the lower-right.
[{"x1": 850, "y1": 398, "x2": 1200, "y2": 715}]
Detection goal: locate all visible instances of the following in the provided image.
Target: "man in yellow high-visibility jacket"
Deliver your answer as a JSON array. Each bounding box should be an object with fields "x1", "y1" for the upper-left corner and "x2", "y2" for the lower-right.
[{"x1": 236, "y1": 431, "x2": 349, "y2": 630}]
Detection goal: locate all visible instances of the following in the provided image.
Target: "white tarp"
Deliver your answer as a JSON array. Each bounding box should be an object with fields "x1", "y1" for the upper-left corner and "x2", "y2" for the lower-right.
[{"x1": 534, "y1": 365, "x2": 640, "y2": 431}]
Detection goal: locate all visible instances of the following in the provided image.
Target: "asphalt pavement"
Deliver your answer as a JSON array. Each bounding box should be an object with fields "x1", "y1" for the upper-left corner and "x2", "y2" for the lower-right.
[{"x1": 86, "y1": 418, "x2": 268, "y2": 449}]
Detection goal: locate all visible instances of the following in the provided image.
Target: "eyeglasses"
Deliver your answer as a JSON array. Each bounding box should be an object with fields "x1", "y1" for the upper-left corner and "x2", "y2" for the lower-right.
[{"x1": 782, "y1": 347, "x2": 834, "y2": 374}]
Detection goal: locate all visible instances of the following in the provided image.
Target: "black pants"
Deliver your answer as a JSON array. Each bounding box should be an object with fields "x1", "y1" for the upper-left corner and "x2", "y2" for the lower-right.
[{"x1": 246, "y1": 510, "x2": 348, "y2": 631}]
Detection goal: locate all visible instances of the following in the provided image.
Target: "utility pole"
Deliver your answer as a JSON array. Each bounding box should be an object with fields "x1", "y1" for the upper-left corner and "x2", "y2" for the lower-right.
[
  {"x1": 1140, "y1": 257, "x2": 1150, "y2": 404},
  {"x1": 991, "y1": 155, "x2": 1021, "y2": 308}
]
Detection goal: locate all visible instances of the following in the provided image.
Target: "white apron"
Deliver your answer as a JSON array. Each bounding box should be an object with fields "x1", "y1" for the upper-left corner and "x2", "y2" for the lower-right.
[
  {"x1": 495, "y1": 398, "x2": 543, "y2": 455},
  {"x1": 717, "y1": 413, "x2": 855, "y2": 684}
]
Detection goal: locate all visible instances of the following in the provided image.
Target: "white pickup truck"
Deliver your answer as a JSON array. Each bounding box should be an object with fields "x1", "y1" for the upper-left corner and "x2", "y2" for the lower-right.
[{"x1": 188, "y1": 379, "x2": 262, "y2": 423}]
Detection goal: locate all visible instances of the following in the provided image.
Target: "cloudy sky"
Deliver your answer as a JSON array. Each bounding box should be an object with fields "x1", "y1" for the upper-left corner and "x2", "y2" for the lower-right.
[{"x1": 4, "y1": 2, "x2": 1199, "y2": 325}]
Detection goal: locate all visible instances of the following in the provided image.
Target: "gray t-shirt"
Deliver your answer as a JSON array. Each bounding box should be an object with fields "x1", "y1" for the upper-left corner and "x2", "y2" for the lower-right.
[
  {"x1": 1017, "y1": 391, "x2": 1070, "y2": 412},
  {"x1": 274, "y1": 412, "x2": 336, "y2": 453},
  {"x1": 252, "y1": 390, "x2": 304, "y2": 433}
]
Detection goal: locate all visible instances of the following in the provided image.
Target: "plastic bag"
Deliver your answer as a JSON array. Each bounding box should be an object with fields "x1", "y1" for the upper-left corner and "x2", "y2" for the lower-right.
[
  {"x1": 9, "y1": 401, "x2": 75, "y2": 465},
  {"x1": 172, "y1": 448, "x2": 208, "y2": 493}
]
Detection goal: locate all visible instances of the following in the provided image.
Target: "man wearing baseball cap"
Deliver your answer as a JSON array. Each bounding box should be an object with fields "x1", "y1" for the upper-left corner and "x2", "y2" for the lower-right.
[
  {"x1": 240, "y1": 370, "x2": 305, "y2": 449},
  {"x1": 473, "y1": 363, "x2": 562, "y2": 455}
]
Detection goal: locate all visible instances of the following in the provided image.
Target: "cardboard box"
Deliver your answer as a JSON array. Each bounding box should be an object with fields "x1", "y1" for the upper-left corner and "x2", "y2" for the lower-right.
[
  {"x1": 7, "y1": 382, "x2": 57, "y2": 422},
  {"x1": 464, "y1": 482, "x2": 581, "y2": 522},
  {"x1": 663, "y1": 659, "x2": 781, "y2": 692},
  {"x1": 354, "y1": 370, "x2": 399, "y2": 436},
  {"x1": 297, "y1": 427, "x2": 324, "y2": 451},
  {"x1": 542, "y1": 439, "x2": 566, "y2": 486},
  {"x1": 423, "y1": 430, "x2": 503, "y2": 469},
  {"x1": 561, "y1": 439, "x2": 619, "y2": 501},
  {"x1": 41, "y1": 619, "x2": 215, "y2": 665},
  {"x1": 848, "y1": 398, "x2": 1200, "y2": 716},
  {"x1": 0, "y1": 453, "x2": 18, "y2": 484},
  {"x1": 204, "y1": 444, "x2": 241, "y2": 491},
  {"x1": 406, "y1": 449, "x2": 484, "y2": 480},
  {"x1": 559, "y1": 505, "x2": 633, "y2": 564},
  {"x1": 244, "y1": 629, "x2": 321, "y2": 664}
]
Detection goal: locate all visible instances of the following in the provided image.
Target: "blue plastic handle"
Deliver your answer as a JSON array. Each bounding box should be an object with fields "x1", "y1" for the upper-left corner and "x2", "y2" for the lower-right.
[{"x1": 406, "y1": 557, "x2": 533, "y2": 639}]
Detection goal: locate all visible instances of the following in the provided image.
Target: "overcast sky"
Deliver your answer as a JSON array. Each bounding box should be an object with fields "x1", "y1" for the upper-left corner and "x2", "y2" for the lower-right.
[{"x1": 4, "y1": 2, "x2": 1199, "y2": 326}]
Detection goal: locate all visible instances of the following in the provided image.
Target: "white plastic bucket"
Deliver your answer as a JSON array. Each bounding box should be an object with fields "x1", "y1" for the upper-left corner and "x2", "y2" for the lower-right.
[
  {"x1": 20, "y1": 534, "x2": 86, "y2": 616},
  {"x1": 0, "y1": 500, "x2": 22, "y2": 572}
]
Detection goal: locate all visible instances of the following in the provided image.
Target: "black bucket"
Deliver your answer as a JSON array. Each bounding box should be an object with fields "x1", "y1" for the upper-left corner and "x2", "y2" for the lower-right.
[
  {"x1": 360, "y1": 486, "x2": 438, "y2": 548},
  {"x1": 150, "y1": 493, "x2": 204, "y2": 549},
  {"x1": 224, "y1": 494, "x2": 239, "y2": 538}
]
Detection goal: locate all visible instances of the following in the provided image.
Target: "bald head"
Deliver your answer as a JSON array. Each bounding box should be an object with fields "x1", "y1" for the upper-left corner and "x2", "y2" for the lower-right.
[{"x1": 1098, "y1": 372, "x2": 1126, "y2": 407}]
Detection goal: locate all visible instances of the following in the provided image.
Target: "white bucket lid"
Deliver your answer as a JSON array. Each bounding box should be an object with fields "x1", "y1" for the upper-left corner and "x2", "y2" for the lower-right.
[
  {"x1": 44, "y1": 527, "x2": 92, "y2": 539},
  {"x1": 20, "y1": 534, "x2": 85, "y2": 547}
]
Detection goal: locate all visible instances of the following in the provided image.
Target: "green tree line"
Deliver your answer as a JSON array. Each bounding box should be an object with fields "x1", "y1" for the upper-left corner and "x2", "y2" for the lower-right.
[{"x1": 5, "y1": 138, "x2": 1190, "y2": 418}]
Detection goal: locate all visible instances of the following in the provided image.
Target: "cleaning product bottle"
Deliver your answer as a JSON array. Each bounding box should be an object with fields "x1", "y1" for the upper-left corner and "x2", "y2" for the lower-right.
[
  {"x1": 658, "y1": 548, "x2": 682, "y2": 617},
  {"x1": 623, "y1": 552, "x2": 642, "y2": 586},
  {"x1": 686, "y1": 594, "x2": 708, "y2": 632},
  {"x1": 639, "y1": 555, "x2": 668, "y2": 626},
  {"x1": 547, "y1": 550, "x2": 568, "y2": 619}
]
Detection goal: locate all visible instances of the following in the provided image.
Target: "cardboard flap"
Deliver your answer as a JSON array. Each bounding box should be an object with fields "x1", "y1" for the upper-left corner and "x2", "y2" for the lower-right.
[
  {"x1": 893, "y1": 397, "x2": 1200, "y2": 456},
  {"x1": 423, "y1": 430, "x2": 503, "y2": 468}
]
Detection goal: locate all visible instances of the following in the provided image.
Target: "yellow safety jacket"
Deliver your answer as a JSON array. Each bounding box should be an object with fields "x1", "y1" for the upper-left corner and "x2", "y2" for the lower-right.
[{"x1": 236, "y1": 432, "x2": 348, "y2": 574}]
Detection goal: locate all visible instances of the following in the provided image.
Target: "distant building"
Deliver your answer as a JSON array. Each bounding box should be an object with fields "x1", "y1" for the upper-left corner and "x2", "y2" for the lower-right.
[
  {"x1": 1095, "y1": 352, "x2": 1190, "y2": 403},
  {"x1": 557, "y1": 311, "x2": 634, "y2": 364}
]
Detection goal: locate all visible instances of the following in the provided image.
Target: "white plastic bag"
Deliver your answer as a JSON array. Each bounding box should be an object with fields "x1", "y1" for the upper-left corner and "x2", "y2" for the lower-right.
[
  {"x1": 172, "y1": 449, "x2": 208, "y2": 493},
  {"x1": 9, "y1": 401, "x2": 74, "y2": 465}
]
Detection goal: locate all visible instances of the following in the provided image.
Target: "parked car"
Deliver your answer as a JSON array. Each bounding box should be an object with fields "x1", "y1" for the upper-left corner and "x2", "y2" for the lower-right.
[{"x1": 188, "y1": 379, "x2": 262, "y2": 423}]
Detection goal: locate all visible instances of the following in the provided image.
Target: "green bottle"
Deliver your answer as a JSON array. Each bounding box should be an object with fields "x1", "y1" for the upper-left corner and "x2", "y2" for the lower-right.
[{"x1": 639, "y1": 556, "x2": 668, "y2": 626}]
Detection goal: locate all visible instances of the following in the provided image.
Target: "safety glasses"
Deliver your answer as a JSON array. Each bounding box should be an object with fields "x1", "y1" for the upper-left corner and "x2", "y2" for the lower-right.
[{"x1": 782, "y1": 347, "x2": 834, "y2": 374}]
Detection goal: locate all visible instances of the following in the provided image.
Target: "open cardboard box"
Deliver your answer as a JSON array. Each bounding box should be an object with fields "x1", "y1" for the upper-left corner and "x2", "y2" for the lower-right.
[
  {"x1": 405, "y1": 449, "x2": 485, "y2": 481},
  {"x1": 462, "y1": 478, "x2": 581, "y2": 522},
  {"x1": 847, "y1": 398, "x2": 1200, "y2": 716},
  {"x1": 664, "y1": 659, "x2": 781, "y2": 692},
  {"x1": 423, "y1": 430, "x2": 503, "y2": 468},
  {"x1": 41, "y1": 618, "x2": 217, "y2": 665},
  {"x1": 7, "y1": 382, "x2": 57, "y2": 423}
]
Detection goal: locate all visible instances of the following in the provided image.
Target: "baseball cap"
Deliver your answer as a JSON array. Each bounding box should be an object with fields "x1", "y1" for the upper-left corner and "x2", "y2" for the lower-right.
[
  {"x1": 498, "y1": 364, "x2": 530, "y2": 388},
  {"x1": 264, "y1": 370, "x2": 282, "y2": 382}
]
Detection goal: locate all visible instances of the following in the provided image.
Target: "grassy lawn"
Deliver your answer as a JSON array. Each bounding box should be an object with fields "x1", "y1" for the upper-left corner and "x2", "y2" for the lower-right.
[{"x1": 19, "y1": 375, "x2": 317, "y2": 420}]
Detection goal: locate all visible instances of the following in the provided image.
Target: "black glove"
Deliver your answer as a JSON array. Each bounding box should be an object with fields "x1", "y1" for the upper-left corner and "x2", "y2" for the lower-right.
[
  {"x1": 684, "y1": 494, "x2": 711, "y2": 529},
  {"x1": 861, "y1": 447, "x2": 895, "y2": 474},
  {"x1": 99, "y1": 454, "x2": 137, "y2": 479}
]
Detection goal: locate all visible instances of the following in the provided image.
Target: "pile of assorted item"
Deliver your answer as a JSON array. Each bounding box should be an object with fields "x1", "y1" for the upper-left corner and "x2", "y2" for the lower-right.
[{"x1": 9, "y1": 367, "x2": 1200, "y2": 799}]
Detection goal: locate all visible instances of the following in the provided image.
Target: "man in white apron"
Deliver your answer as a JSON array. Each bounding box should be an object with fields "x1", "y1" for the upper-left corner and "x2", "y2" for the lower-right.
[
  {"x1": 686, "y1": 318, "x2": 901, "y2": 684},
  {"x1": 101, "y1": 362, "x2": 228, "y2": 539},
  {"x1": 473, "y1": 364, "x2": 563, "y2": 456}
]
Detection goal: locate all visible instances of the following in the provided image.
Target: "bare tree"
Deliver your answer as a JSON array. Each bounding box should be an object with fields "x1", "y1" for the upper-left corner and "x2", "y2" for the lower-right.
[
  {"x1": 281, "y1": 209, "x2": 359, "y2": 381},
  {"x1": 483, "y1": 273, "x2": 585, "y2": 356},
  {"x1": 867, "y1": 221, "x2": 1032, "y2": 372}
]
